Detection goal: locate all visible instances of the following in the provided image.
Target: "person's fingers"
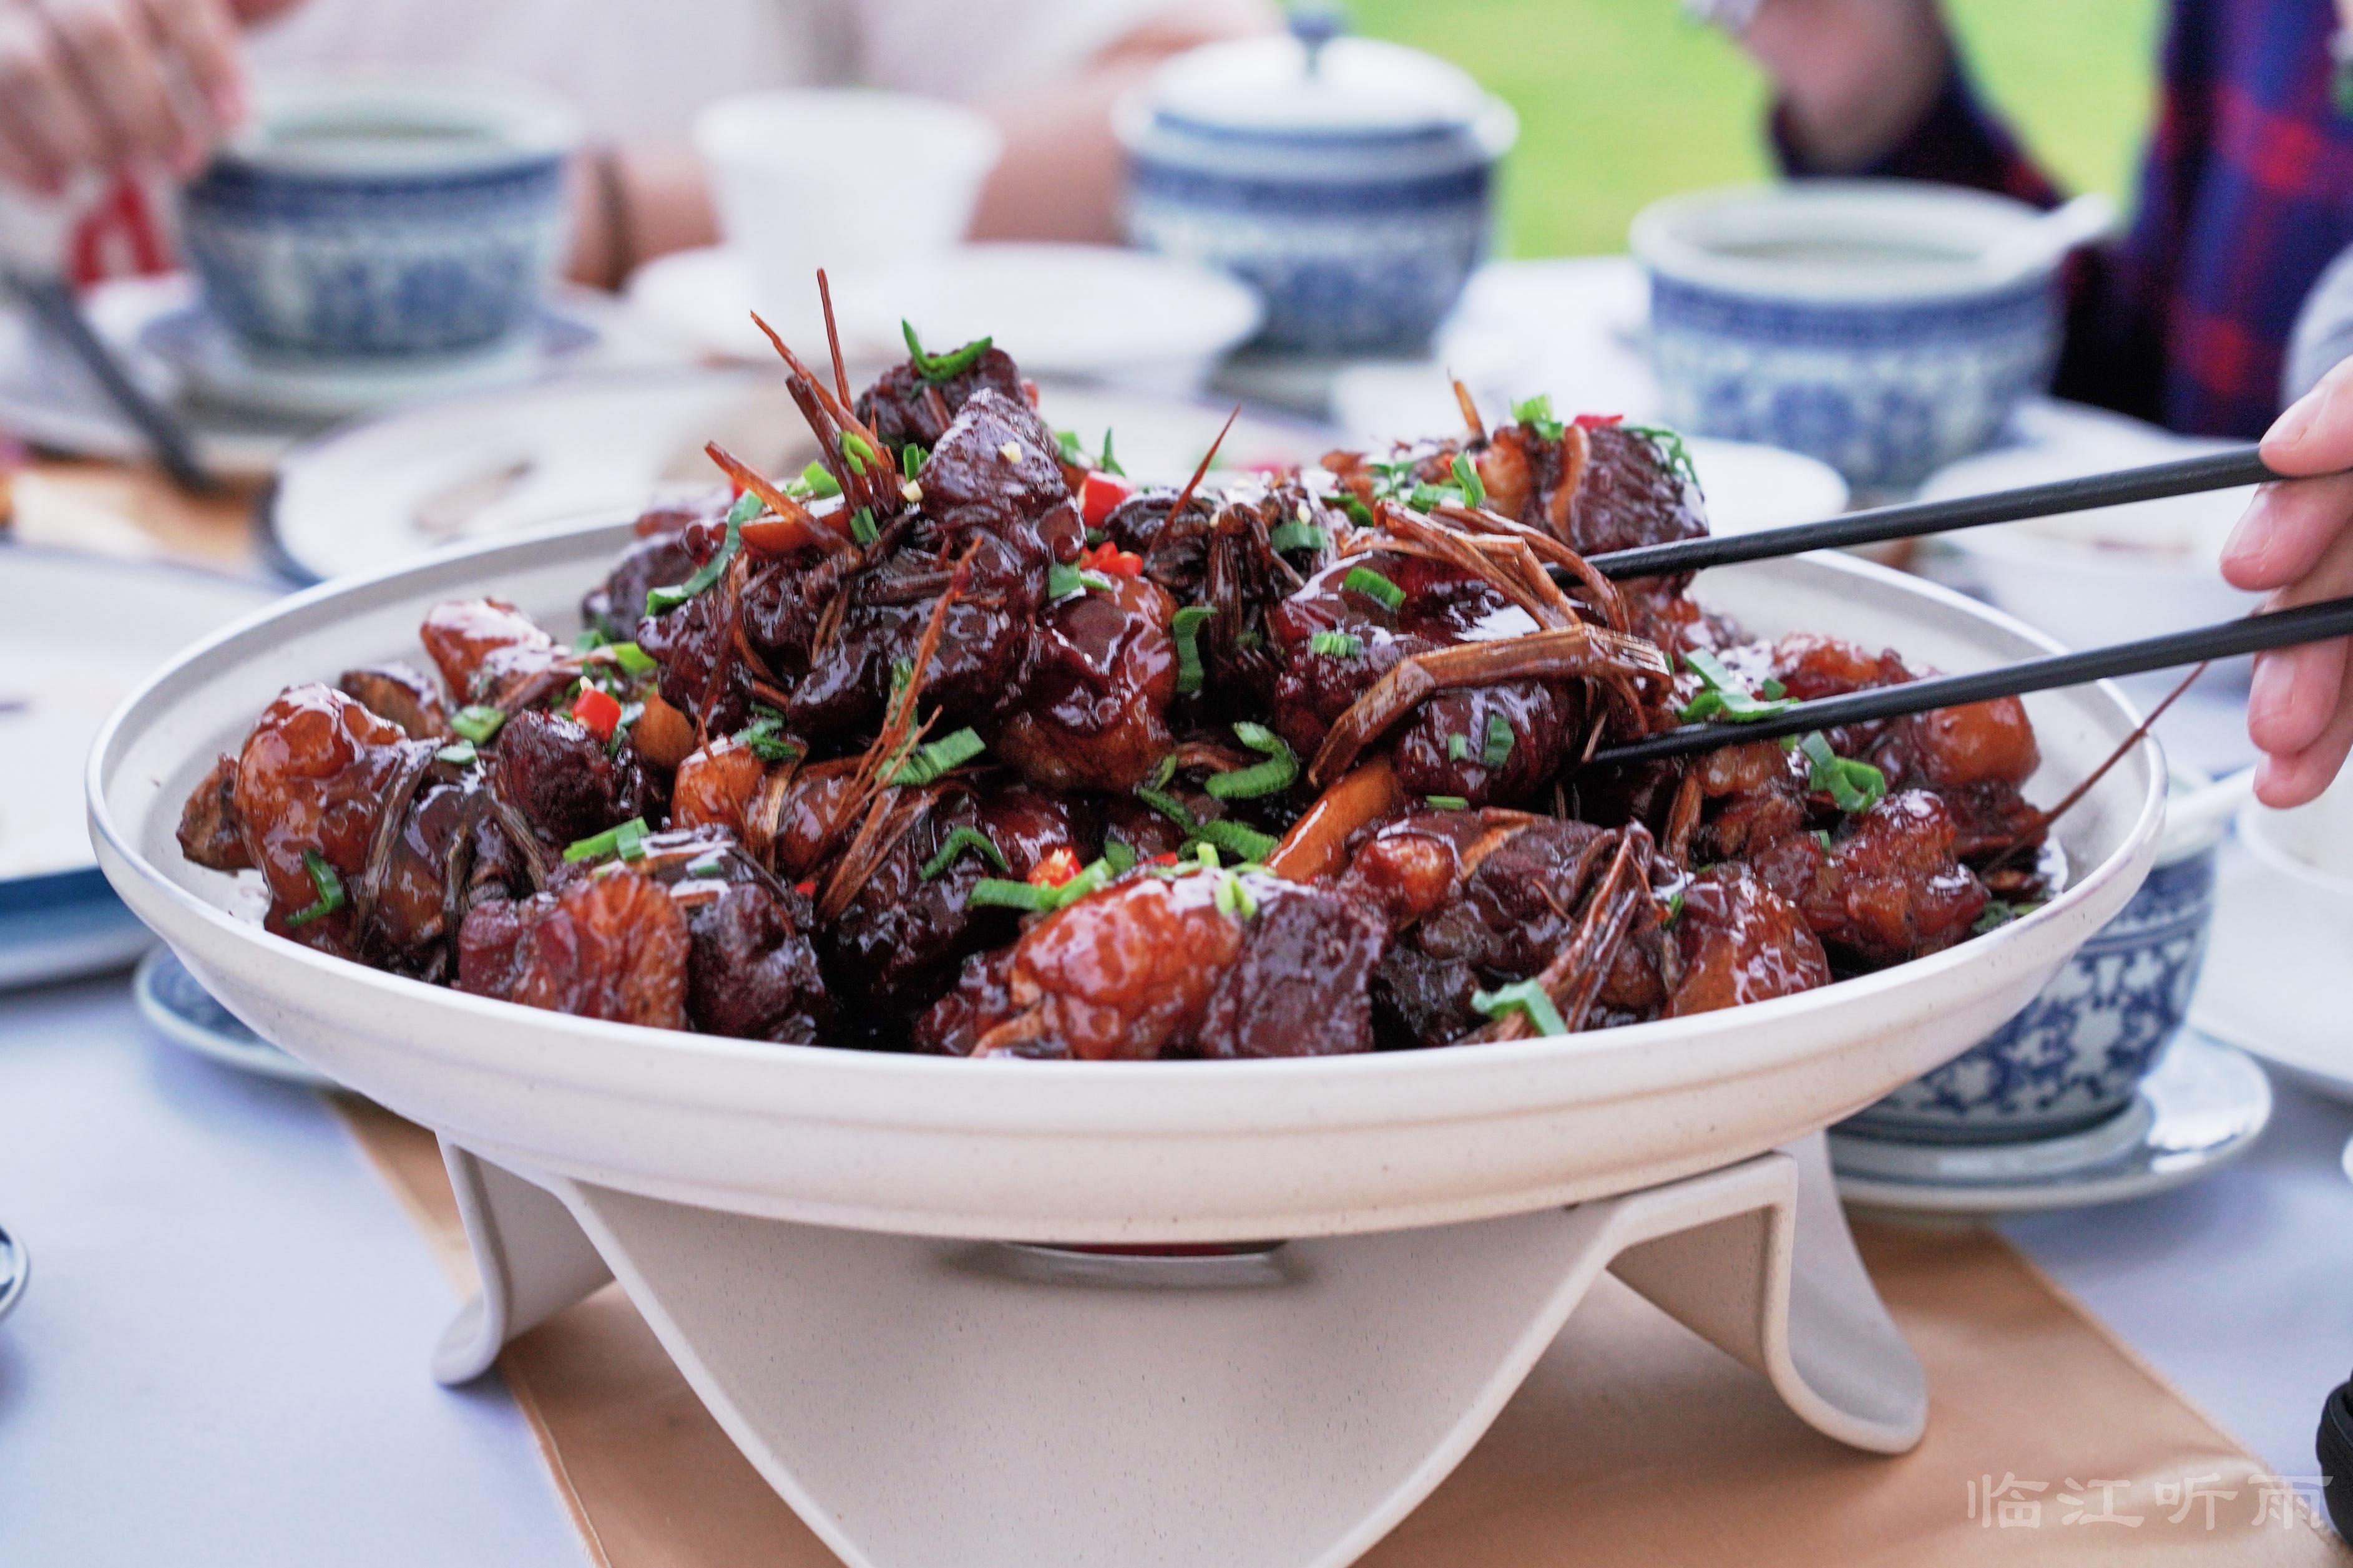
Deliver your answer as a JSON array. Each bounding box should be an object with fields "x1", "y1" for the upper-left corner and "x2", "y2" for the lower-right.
[
  {"x1": 2254, "y1": 645, "x2": 2353, "y2": 807},
  {"x1": 2247, "y1": 638, "x2": 2347, "y2": 759},
  {"x1": 2221, "y1": 469, "x2": 2353, "y2": 590},
  {"x1": 0, "y1": 12, "x2": 66, "y2": 190},
  {"x1": 135, "y1": 0, "x2": 242, "y2": 133},
  {"x1": 0, "y1": 6, "x2": 109, "y2": 179},
  {"x1": 2259, "y1": 351, "x2": 2353, "y2": 475},
  {"x1": 2244, "y1": 515, "x2": 2353, "y2": 796},
  {"x1": 39, "y1": 0, "x2": 189, "y2": 168},
  {"x1": 0, "y1": 91, "x2": 60, "y2": 192}
]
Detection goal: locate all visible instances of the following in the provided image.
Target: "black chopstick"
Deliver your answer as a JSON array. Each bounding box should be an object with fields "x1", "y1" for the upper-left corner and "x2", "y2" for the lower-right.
[
  {"x1": 4, "y1": 269, "x2": 218, "y2": 494},
  {"x1": 1575, "y1": 445, "x2": 2278, "y2": 582},
  {"x1": 1584, "y1": 593, "x2": 2353, "y2": 767}
]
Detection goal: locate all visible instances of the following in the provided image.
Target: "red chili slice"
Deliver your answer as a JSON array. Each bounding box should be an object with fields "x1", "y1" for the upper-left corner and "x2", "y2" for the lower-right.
[
  {"x1": 572, "y1": 685, "x2": 623, "y2": 742},
  {"x1": 1029, "y1": 846, "x2": 1082, "y2": 887},
  {"x1": 1079, "y1": 470, "x2": 1132, "y2": 530}
]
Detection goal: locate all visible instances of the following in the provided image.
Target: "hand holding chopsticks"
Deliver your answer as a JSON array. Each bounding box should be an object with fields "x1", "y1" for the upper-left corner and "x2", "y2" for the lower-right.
[
  {"x1": 2219, "y1": 358, "x2": 2353, "y2": 807},
  {"x1": 1516, "y1": 432, "x2": 2353, "y2": 777},
  {"x1": 1588, "y1": 593, "x2": 2353, "y2": 767}
]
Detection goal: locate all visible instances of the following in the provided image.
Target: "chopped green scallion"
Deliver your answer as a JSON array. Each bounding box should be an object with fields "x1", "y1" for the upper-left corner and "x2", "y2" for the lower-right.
[
  {"x1": 921, "y1": 825, "x2": 1009, "y2": 881},
  {"x1": 645, "y1": 505, "x2": 744, "y2": 616},
  {"x1": 969, "y1": 877, "x2": 1060, "y2": 913},
  {"x1": 448, "y1": 705, "x2": 506, "y2": 744},
  {"x1": 1268, "y1": 519, "x2": 1326, "y2": 555},
  {"x1": 901, "y1": 320, "x2": 992, "y2": 382},
  {"x1": 1678, "y1": 649, "x2": 1794, "y2": 724},
  {"x1": 283, "y1": 849, "x2": 347, "y2": 927},
  {"x1": 800, "y1": 461, "x2": 842, "y2": 499},
  {"x1": 849, "y1": 507, "x2": 879, "y2": 547},
  {"x1": 1203, "y1": 721, "x2": 1298, "y2": 801},
  {"x1": 1171, "y1": 605, "x2": 1215, "y2": 696},
  {"x1": 563, "y1": 817, "x2": 650, "y2": 865},
  {"x1": 434, "y1": 741, "x2": 477, "y2": 767},
  {"x1": 1470, "y1": 979, "x2": 1568, "y2": 1038},
  {"x1": 1450, "y1": 454, "x2": 1487, "y2": 509},
  {"x1": 889, "y1": 727, "x2": 987, "y2": 787},
  {"x1": 1511, "y1": 394, "x2": 1566, "y2": 441},
  {"x1": 1309, "y1": 630, "x2": 1362, "y2": 659},
  {"x1": 1799, "y1": 732, "x2": 1887, "y2": 816},
  {"x1": 1425, "y1": 794, "x2": 1471, "y2": 811},
  {"x1": 1482, "y1": 712, "x2": 1515, "y2": 769},
  {"x1": 1342, "y1": 566, "x2": 1405, "y2": 612}
]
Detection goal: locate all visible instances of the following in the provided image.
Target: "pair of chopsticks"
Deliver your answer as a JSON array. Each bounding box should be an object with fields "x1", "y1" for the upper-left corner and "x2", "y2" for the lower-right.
[{"x1": 1554, "y1": 444, "x2": 2349, "y2": 766}]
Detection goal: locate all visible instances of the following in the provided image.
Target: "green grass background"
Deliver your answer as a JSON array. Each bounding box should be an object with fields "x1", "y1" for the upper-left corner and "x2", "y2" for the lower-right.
[{"x1": 1346, "y1": 0, "x2": 2165, "y2": 257}]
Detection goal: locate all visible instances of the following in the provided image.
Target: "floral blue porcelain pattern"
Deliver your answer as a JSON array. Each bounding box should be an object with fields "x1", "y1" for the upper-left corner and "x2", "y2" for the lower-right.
[
  {"x1": 180, "y1": 157, "x2": 567, "y2": 359},
  {"x1": 1841, "y1": 849, "x2": 2219, "y2": 1144},
  {"x1": 1646, "y1": 274, "x2": 2059, "y2": 491}
]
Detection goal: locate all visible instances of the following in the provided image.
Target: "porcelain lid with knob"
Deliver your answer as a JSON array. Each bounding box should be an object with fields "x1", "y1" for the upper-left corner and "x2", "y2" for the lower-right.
[{"x1": 1115, "y1": 15, "x2": 1517, "y2": 180}]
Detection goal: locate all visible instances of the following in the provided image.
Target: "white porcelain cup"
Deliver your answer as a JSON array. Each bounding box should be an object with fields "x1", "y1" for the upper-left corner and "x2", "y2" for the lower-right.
[
  {"x1": 692, "y1": 90, "x2": 1001, "y2": 349},
  {"x1": 2240, "y1": 765, "x2": 2353, "y2": 900}
]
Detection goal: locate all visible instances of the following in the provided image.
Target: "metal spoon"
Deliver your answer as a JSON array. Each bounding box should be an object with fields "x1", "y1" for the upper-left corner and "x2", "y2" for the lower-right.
[{"x1": 1975, "y1": 192, "x2": 2118, "y2": 284}]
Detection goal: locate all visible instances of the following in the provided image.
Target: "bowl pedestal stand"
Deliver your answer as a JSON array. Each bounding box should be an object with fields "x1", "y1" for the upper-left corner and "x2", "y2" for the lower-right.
[{"x1": 429, "y1": 1133, "x2": 1925, "y2": 1568}]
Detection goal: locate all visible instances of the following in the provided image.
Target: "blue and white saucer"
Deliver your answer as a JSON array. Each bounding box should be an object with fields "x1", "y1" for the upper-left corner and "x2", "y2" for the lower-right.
[
  {"x1": 1831, "y1": 1031, "x2": 2272, "y2": 1218},
  {"x1": 139, "y1": 299, "x2": 599, "y2": 422},
  {"x1": 133, "y1": 947, "x2": 333, "y2": 1088}
]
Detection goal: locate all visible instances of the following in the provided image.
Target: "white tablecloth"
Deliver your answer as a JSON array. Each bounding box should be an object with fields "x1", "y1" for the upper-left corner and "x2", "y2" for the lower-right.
[{"x1": 2, "y1": 962, "x2": 2347, "y2": 1566}]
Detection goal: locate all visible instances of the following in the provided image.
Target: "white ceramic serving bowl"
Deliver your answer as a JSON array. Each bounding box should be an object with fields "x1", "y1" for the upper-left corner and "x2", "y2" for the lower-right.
[
  {"x1": 1632, "y1": 182, "x2": 2065, "y2": 492},
  {"x1": 88, "y1": 532, "x2": 2161, "y2": 1242},
  {"x1": 693, "y1": 90, "x2": 1001, "y2": 348}
]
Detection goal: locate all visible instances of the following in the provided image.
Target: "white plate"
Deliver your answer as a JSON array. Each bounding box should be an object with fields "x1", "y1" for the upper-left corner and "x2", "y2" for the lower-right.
[
  {"x1": 263, "y1": 370, "x2": 1339, "y2": 584},
  {"x1": 626, "y1": 243, "x2": 1263, "y2": 392},
  {"x1": 0, "y1": 274, "x2": 685, "y2": 480},
  {"x1": 0, "y1": 548, "x2": 280, "y2": 987},
  {"x1": 90, "y1": 535, "x2": 2162, "y2": 1241},
  {"x1": 1832, "y1": 1033, "x2": 2272, "y2": 1217},
  {"x1": 134, "y1": 945, "x2": 333, "y2": 1087},
  {"x1": 2189, "y1": 846, "x2": 2353, "y2": 1103},
  {"x1": 139, "y1": 299, "x2": 600, "y2": 422}
]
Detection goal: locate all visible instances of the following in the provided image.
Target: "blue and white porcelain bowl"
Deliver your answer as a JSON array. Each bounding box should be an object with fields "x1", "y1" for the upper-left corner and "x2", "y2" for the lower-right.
[
  {"x1": 179, "y1": 76, "x2": 579, "y2": 361},
  {"x1": 1631, "y1": 182, "x2": 2063, "y2": 492},
  {"x1": 1117, "y1": 26, "x2": 1515, "y2": 357},
  {"x1": 1839, "y1": 769, "x2": 2225, "y2": 1145}
]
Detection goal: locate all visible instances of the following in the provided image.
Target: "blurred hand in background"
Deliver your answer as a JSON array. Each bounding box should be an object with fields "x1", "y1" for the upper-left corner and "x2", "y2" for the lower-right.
[{"x1": 0, "y1": 0, "x2": 300, "y2": 194}]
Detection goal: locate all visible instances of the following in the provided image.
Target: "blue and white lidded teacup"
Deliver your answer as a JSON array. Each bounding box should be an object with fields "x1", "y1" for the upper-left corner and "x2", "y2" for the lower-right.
[
  {"x1": 1117, "y1": 17, "x2": 1516, "y2": 357},
  {"x1": 179, "y1": 75, "x2": 579, "y2": 361}
]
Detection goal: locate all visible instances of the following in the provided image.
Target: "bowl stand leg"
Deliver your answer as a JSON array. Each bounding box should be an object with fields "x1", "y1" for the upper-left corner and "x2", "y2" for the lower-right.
[{"x1": 431, "y1": 1134, "x2": 1923, "y2": 1568}]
